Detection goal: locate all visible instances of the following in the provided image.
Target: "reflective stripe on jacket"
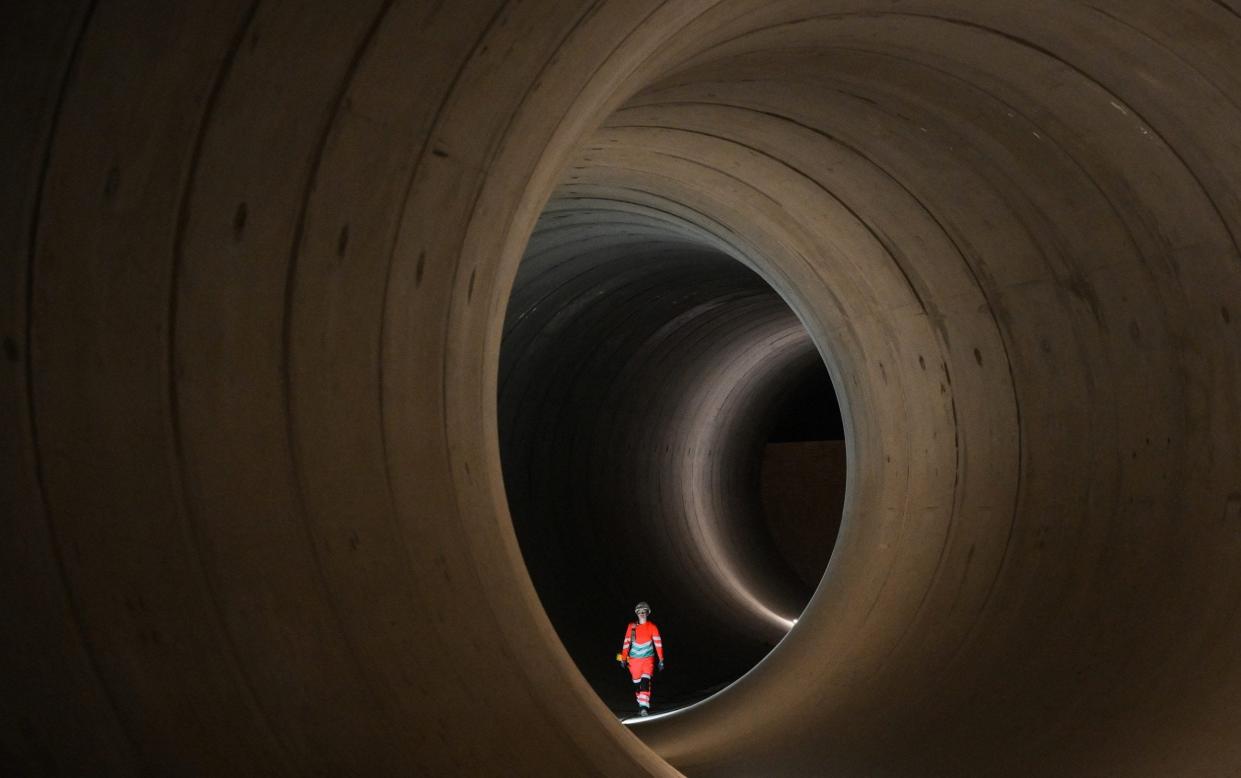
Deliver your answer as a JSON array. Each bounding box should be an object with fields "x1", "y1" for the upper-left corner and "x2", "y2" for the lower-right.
[{"x1": 620, "y1": 622, "x2": 663, "y2": 661}]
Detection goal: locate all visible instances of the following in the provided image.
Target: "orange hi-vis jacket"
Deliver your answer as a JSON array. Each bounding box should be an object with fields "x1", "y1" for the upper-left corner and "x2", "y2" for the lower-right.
[{"x1": 620, "y1": 621, "x2": 664, "y2": 662}]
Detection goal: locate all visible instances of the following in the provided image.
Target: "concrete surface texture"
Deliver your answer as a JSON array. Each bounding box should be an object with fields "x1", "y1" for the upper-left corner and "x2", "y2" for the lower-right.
[{"x1": 3, "y1": 1, "x2": 1240, "y2": 776}]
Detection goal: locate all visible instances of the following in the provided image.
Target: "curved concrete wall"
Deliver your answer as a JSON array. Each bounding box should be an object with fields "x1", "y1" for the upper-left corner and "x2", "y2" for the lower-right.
[{"x1": 4, "y1": 2, "x2": 1239, "y2": 776}]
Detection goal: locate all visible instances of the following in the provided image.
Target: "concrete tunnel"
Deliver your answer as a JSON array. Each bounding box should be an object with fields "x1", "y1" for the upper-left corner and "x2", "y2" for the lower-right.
[{"x1": 3, "y1": 1, "x2": 1240, "y2": 775}]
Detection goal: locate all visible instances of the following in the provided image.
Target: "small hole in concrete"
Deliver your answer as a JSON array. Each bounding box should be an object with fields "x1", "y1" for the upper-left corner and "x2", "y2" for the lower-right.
[
  {"x1": 232, "y1": 202, "x2": 248, "y2": 240},
  {"x1": 337, "y1": 224, "x2": 349, "y2": 257},
  {"x1": 103, "y1": 165, "x2": 120, "y2": 200}
]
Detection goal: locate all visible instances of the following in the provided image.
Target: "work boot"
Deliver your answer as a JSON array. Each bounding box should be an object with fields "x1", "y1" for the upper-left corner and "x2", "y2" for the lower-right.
[{"x1": 638, "y1": 708, "x2": 649, "y2": 717}]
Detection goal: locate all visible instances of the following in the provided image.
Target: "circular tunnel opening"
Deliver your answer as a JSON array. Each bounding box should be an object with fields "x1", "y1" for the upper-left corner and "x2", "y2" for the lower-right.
[{"x1": 497, "y1": 201, "x2": 845, "y2": 717}]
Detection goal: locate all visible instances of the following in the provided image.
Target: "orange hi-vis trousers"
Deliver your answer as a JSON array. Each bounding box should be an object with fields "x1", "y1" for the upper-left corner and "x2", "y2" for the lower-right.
[{"x1": 627, "y1": 656, "x2": 655, "y2": 709}]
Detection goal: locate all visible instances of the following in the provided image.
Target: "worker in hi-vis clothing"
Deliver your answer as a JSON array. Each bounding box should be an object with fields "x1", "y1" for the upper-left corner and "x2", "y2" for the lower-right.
[{"x1": 617, "y1": 601, "x2": 664, "y2": 716}]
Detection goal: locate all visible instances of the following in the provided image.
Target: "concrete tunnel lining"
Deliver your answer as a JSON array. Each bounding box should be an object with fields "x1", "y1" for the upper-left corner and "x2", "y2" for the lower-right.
[{"x1": 4, "y1": 1, "x2": 1241, "y2": 776}]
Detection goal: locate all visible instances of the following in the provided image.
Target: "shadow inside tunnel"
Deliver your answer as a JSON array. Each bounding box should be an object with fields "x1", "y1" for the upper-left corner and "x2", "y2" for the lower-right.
[{"x1": 498, "y1": 220, "x2": 848, "y2": 718}]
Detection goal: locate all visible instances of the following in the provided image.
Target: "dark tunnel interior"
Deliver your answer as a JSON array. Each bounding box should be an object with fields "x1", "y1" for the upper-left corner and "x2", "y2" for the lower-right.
[
  {"x1": 6, "y1": 2, "x2": 1241, "y2": 776},
  {"x1": 498, "y1": 202, "x2": 846, "y2": 714}
]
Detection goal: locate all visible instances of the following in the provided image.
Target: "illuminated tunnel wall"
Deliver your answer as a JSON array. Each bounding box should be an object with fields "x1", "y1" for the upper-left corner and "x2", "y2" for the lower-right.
[{"x1": 4, "y1": 2, "x2": 1240, "y2": 776}]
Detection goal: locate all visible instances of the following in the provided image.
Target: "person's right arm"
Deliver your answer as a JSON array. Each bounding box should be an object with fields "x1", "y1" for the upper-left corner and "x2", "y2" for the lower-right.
[{"x1": 618, "y1": 624, "x2": 633, "y2": 663}]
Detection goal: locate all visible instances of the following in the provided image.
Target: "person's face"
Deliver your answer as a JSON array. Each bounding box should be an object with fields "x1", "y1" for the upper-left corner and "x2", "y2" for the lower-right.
[{"x1": 637, "y1": 610, "x2": 649, "y2": 623}]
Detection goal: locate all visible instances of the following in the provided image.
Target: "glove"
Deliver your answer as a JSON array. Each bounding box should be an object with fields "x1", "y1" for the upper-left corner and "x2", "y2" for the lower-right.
[
  {"x1": 617, "y1": 653, "x2": 627, "y2": 668},
  {"x1": 658, "y1": 660, "x2": 665, "y2": 672}
]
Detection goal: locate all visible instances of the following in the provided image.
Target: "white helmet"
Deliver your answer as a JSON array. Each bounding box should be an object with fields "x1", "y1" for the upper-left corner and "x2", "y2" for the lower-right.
[{"x1": 634, "y1": 601, "x2": 651, "y2": 615}]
